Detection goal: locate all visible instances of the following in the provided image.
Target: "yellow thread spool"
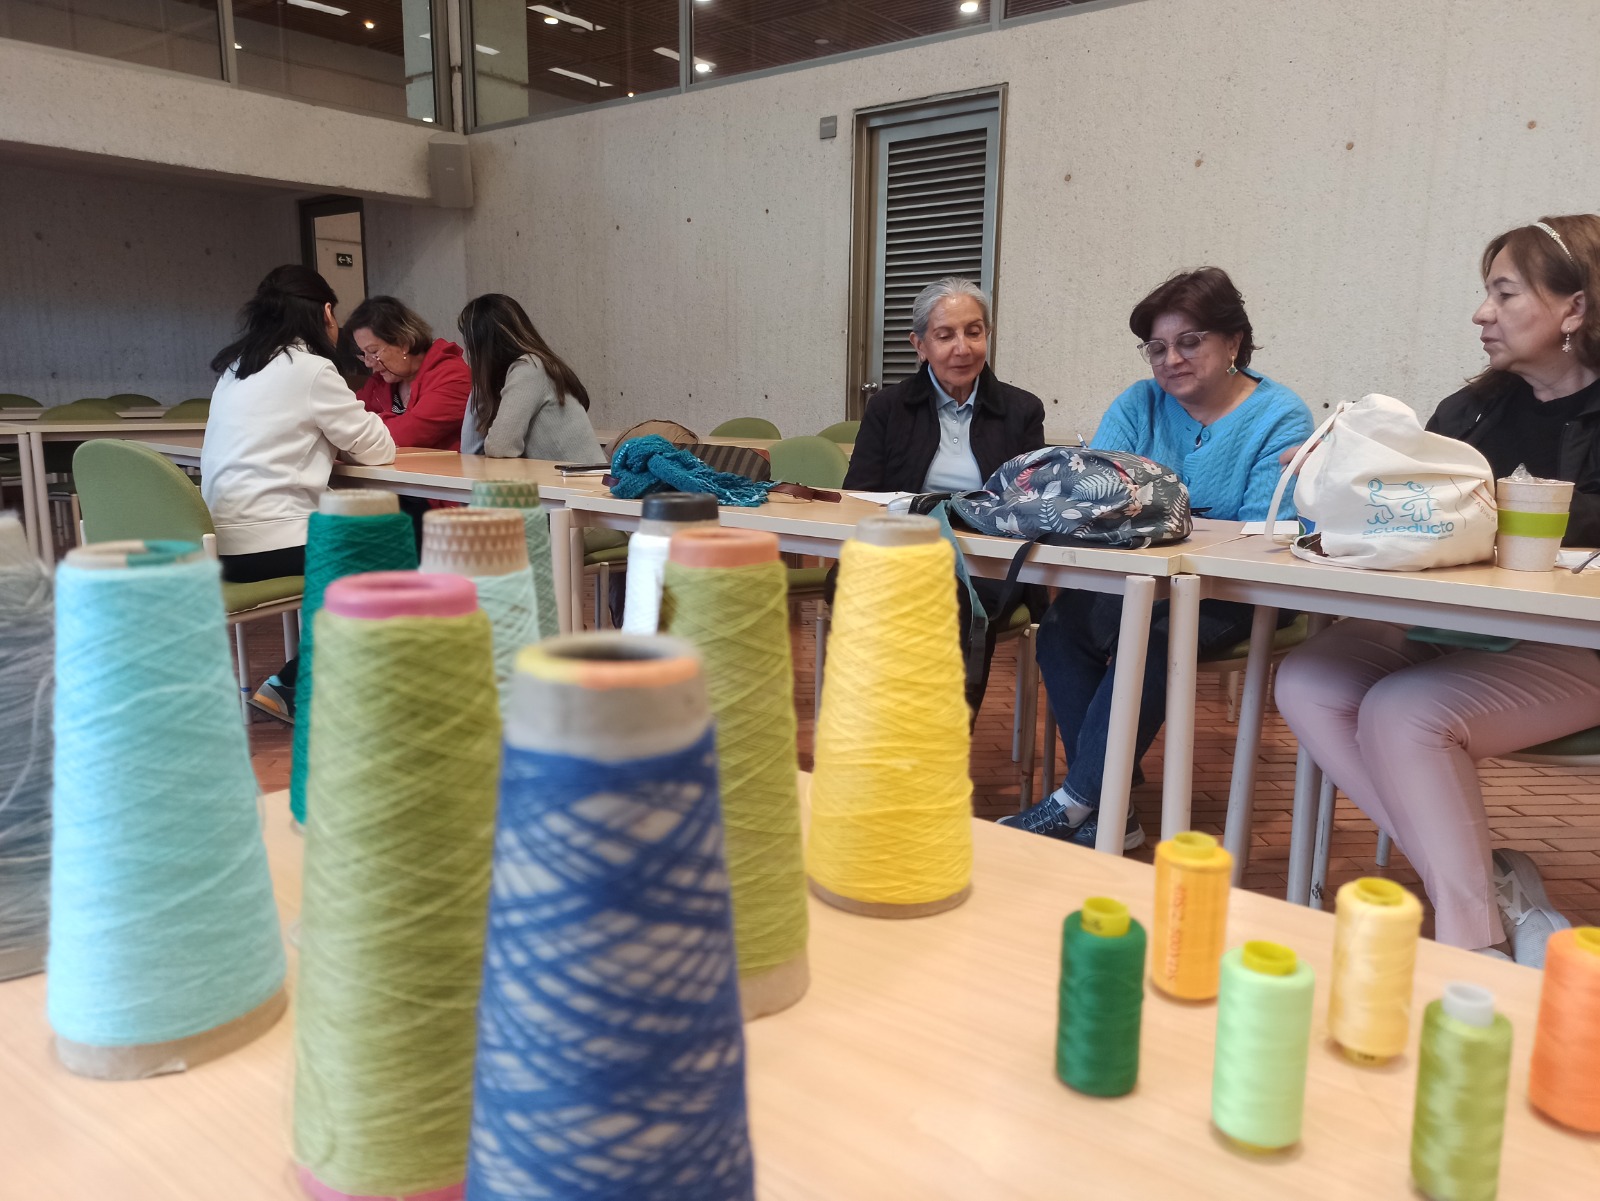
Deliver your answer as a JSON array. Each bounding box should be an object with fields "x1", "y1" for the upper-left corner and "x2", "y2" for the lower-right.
[
  {"x1": 1329, "y1": 876, "x2": 1423, "y2": 1065},
  {"x1": 1151, "y1": 831, "x2": 1231, "y2": 1000},
  {"x1": 807, "y1": 515, "x2": 972, "y2": 917}
]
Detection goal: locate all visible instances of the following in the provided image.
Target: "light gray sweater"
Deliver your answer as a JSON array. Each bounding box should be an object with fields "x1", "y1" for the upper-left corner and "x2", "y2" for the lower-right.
[{"x1": 460, "y1": 354, "x2": 604, "y2": 462}]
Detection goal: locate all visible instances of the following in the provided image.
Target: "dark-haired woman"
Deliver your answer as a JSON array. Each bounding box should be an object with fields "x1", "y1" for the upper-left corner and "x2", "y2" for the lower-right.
[
  {"x1": 456, "y1": 294, "x2": 603, "y2": 462},
  {"x1": 1002, "y1": 267, "x2": 1312, "y2": 850},
  {"x1": 202, "y1": 265, "x2": 394, "y2": 720},
  {"x1": 1277, "y1": 215, "x2": 1600, "y2": 965},
  {"x1": 348, "y1": 295, "x2": 471, "y2": 450}
]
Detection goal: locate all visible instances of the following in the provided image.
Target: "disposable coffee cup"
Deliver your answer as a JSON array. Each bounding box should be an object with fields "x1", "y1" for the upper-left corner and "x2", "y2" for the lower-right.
[{"x1": 1496, "y1": 476, "x2": 1574, "y2": 571}]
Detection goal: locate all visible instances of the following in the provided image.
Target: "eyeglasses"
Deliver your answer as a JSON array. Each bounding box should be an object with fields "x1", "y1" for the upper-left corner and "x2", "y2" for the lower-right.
[
  {"x1": 357, "y1": 344, "x2": 389, "y2": 365},
  {"x1": 1137, "y1": 330, "x2": 1212, "y2": 365}
]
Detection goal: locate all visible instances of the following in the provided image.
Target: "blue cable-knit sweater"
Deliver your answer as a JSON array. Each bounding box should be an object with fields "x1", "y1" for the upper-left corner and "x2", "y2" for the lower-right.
[{"x1": 1091, "y1": 372, "x2": 1314, "y2": 522}]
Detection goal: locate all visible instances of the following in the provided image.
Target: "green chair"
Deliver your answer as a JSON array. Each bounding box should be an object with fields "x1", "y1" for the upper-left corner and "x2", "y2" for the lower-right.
[
  {"x1": 73, "y1": 440, "x2": 303, "y2": 723},
  {"x1": 582, "y1": 527, "x2": 631, "y2": 629},
  {"x1": 710, "y1": 417, "x2": 781, "y2": 439},
  {"x1": 0, "y1": 394, "x2": 41, "y2": 407},
  {"x1": 161, "y1": 398, "x2": 211, "y2": 421},
  {"x1": 104, "y1": 393, "x2": 159, "y2": 412},
  {"x1": 817, "y1": 420, "x2": 860, "y2": 445},
  {"x1": 768, "y1": 435, "x2": 848, "y2": 490},
  {"x1": 38, "y1": 399, "x2": 119, "y2": 421}
]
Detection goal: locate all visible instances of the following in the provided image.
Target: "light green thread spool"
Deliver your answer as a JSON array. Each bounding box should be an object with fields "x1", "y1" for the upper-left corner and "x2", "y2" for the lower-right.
[
  {"x1": 1211, "y1": 941, "x2": 1315, "y2": 1152},
  {"x1": 292, "y1": 572, "x2": 500, "y2": 1197},
  {"x1": 1411, "y1": 983, "x2": 1512, "y2": 1201},
  {"x1": 472, "y1": 480, "x2": 559, "y2": 640}
]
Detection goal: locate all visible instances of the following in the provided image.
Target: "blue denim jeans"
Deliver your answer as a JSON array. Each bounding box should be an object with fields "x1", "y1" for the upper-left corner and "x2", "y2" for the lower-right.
[{"x1": 1034, "y1": 589, "x2": 1261, "y2": 809}]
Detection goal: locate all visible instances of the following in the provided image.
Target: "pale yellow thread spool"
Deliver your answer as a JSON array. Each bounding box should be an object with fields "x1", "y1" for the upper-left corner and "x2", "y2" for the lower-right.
[
  {"x1": 807, "y1": 514, "x2": 972, "y2": 917},
  {"x1": 1151, "y1": 831, "x2": 1232, "y2": 1001},
  {"x1": 1329, "y1": 876, "x2": 1423, "y2": 1065}
]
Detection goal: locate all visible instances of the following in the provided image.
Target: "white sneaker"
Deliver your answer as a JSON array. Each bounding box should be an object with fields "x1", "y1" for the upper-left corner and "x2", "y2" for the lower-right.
[{"x1": 1493, "y1": 848, "x2": 1571, "y2": 968}]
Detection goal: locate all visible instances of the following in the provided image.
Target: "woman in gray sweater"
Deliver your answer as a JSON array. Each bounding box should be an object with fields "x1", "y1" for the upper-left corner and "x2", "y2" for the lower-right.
[{"x1": 457, "y1": 293, "x2": 604, "y2": 462}]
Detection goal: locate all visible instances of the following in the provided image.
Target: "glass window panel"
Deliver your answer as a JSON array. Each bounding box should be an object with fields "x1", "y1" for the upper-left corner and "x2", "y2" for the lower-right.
[
  {"x1": 0, "y1": 0, "x2": 222, "y2": 79},
  {"x1": 691, "y1": 0, "x2": 991, "y2": 85},
  {"x1": 232, "y1": 0, "x2": 436, "y2": 123},
  {"x1": 470, "y1": 0, "x2": 678, "y2": 127},
  {"x1": 1003, "y1": 0, "x2": 1094, "y2": 18}
]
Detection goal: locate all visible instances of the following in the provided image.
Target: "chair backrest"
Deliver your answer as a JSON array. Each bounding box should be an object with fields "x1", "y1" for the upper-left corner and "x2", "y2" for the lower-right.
[
  {"x1": 104, "y1": 393, "x2": 159, "y2": 411},
  {"x1": 161, "y1": 398, "x2": 211, "y2": 421},
  {"x1": 768, "y1": 435, "x2": 849, "y2": 488},
  {"x1": 73, "y1": 440, "x2": 216, "y2": 545},
  {"x1": 817, "y1": 420, "x2": 861, "y2": 445},
  {"x1": 37, "y1": 399, "x2": 122, "y2": 422},
  {"x1": 0, "y1": 393, "x2": 41, "y2": 408},
  {"x1": 610, "y1": 419, "x2": 700, "y2": 450},
  {"x1": 710, "y1": 416, "x2": 781, "y2": 439},
  {"x1": 683, "y1": 443, "x2": 771, "y2": 482}
]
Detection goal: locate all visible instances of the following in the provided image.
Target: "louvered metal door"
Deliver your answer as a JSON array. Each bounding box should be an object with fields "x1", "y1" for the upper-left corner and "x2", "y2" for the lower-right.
[{"x1": 868, "y1": 101, "x2": 1000, "y2": 390}]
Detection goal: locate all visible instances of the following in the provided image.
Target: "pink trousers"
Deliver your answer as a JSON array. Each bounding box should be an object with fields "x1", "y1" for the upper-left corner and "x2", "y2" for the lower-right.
[{"x1": 1274, "y1": 620, "x2": 1600, "y2": 950}]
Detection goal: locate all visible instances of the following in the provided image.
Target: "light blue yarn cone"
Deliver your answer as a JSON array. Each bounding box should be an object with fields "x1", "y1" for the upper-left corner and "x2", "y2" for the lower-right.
[{"x1": 47, "y1": 552, "x2": 285, "y2": 1048}]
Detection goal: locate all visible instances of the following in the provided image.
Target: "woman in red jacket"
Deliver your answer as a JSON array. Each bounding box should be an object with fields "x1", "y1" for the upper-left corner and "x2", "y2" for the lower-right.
[{"x1": 347, "y1": 296, "x2": 471, "y2": 450}]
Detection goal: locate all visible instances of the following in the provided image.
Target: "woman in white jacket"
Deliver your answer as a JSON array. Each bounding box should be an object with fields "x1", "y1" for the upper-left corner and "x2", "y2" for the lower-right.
[{"x1": 202, "y1": 265, "x2": 395, "y2": 719}]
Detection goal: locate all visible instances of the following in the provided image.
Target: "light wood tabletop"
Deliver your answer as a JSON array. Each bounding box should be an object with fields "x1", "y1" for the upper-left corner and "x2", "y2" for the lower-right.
[{"x1": 2, "y1": 783, "x2": 1592, "y2": 1199}]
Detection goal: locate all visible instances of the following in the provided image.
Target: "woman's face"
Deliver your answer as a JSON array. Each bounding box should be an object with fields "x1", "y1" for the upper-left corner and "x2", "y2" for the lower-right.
[
  {"x1": 1146, "y1": 309, "x2": 1243, "y2": 407},
  {"x1": 352, "y1": 328, "x2": 420, "y2": 384},
  {"x1": 1474, "y1": 249, "x2": 1580, "y2": 379},
  {"x1": 910, "y1": 295, "x2": 989, "y2": 398}
]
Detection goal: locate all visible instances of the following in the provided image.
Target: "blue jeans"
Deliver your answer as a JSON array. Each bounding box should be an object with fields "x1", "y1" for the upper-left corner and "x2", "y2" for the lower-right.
[{"x1": 1035, "y1": 589, "x2": 1260, "y2": 809}]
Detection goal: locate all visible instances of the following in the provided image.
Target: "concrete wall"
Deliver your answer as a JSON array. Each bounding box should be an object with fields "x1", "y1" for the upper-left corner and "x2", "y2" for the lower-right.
[
  {"x1": 0, "y1": 160, "x2": 298, "y2": 405},
  {"x1": 461, "y1": 0, "x2": 1600, "y2": 440},
  {"x1": 364, "y1": 200, "x2": 468, "y2": 341}
]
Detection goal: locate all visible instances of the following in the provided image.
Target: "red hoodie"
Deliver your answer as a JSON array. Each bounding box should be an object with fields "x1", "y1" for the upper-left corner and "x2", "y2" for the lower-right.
[{"x1": 357, "y1": 338, "x2": 470, "y2": 450}]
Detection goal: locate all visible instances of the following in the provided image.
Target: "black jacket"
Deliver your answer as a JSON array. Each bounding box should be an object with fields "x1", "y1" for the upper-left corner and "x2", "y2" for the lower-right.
[
  {"x1": 1428, "y1": 376, "x2": 1600, "y2": 548},
  {"x1": 843, "y1": 363, "x2": 1047, "y2": 493}
]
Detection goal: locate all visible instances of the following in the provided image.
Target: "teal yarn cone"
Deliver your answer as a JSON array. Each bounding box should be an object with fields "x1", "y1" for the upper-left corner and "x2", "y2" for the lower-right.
[
  {"x1": 1056, "y1": 897, "x2": 1146, "y2": 1098},
  {"x1": 1211, "y1": 941, "x2": 1315, "y2": 1151},
  {"x1": 289, "y1": 494, "x2": 418, "y2": 827},
  {"x1": 47, "y1": 541, "x2": 286, "y2": 1077},
  {"x1": 1411, "y1": 984, "x2": 1513, "y2": 1201},
  {"x1": 472, "y1": 480, "x2": 559, "y2": 639},
  {"x1": 0, "y1": 513, "x2": 53, "y2": 981}
]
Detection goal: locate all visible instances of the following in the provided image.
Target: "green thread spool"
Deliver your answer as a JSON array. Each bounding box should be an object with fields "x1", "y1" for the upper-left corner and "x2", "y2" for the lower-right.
[
  {"x1": 1411, "y1": 983, "x2": 1512, "y2": 1201},
  {"x1": 289, "y1": 491, "x2": 418, "y2": 828},
  {"x1": 472, "y1": 479, "x2": 559, "y2": 640},
  {"x1": 1056, "y1": 896, "x2": 1146, "y2": 1098},
  {"x1": 662, "y1": 527, "x2": 809, "y2": 1019},
  {"x1": 1212, "y1": 941, "x2": 1315, "y2": 1151},
  {"x1": 293, "y1": 571, "x2": 500, "y2": 1199}
]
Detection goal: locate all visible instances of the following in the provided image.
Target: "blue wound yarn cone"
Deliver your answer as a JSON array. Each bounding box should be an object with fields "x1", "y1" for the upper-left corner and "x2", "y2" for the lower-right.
[
  {"x1": 48, "y1": 540, "x2": 286, "y2": 1080},
  {"x1": 289, "y1": 490, "x2": 418, "y2": 827},
  {"x1": 466, "y1": 633, "x2": 755, "y2": 1201},
  {"x1": 0, "y1": 513, "x2": 53, "y2": 981}
]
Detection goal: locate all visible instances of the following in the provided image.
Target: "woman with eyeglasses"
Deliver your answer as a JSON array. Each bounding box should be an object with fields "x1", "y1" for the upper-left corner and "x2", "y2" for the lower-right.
[
  {"x1": 347, "y1": 295, "x2": 472, "y2": 450},
  {"x1": 1001, "y1": 267, "x2": 1312, "y2": 850}
]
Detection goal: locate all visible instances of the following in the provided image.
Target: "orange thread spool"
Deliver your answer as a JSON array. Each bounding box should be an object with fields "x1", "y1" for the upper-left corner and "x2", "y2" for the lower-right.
[
  {"x1": 1529, "y1": 926, "x2": 1600, "y2": 1132},
  {"x1": 1151, "y1": 831, "x2": 1232, "y2": 1001}
]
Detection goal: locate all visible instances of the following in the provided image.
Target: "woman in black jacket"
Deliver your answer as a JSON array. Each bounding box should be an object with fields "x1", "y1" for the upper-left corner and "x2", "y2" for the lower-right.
[
  {"x1": 1276, "y1": 214, "x2": 1600, "y2": 966},
  {"x1": 841, "y1": 277, "x2": 1046, "y2": 714}
]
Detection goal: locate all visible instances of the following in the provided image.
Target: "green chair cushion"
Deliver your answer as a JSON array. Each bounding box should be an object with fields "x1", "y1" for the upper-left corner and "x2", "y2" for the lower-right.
[
  {"x1": 711, "y1": 417, "x2": 782, "y2": 439},
  {"x1": 768, "y1": 435, "x2": 849, "y2": 489},
  {"x1": 583, "y1": 527, "x2": 628, "y2": 554},
  {"x1": 1518, "y1": 726, "x2": 1600, "y2": 757},
  {"x1": 584, "y1": 546, "x2": 631, "y2": 566},
  {"x1": 817, "y1": 420, "x2": 860, "y2": 444},
  {"x1": 1201, "y1": 613, "x2": 1311, "y2": 663},
  {"x1": 222, "y1": 575, "x2": 304, "y2": 615},
  {"x1": 786, "y1": 565, "x2": 830, "y2": 593}
]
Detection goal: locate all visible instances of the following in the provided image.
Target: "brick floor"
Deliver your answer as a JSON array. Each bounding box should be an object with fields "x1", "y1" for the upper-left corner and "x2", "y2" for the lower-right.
[{"x1": 245, "y1": 599, "x2": 1600, "y2": 935}]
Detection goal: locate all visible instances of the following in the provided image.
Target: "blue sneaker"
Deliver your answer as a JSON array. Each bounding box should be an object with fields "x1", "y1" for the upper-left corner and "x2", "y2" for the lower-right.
[
  {"x1": 249, "y1": 674, "x2": 295, "y2": 724},
  {"x1": 1066, "y1": 809, "x2": 1146, "y2": 853},
  {"x1": 997, "y1": 793, "x2": 1092, "y2": 840}
]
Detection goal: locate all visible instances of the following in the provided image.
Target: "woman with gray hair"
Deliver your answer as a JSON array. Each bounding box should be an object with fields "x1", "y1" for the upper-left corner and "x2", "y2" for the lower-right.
[{"x1": 842, "y1": 276, "x2": 1046, "y2": 713}]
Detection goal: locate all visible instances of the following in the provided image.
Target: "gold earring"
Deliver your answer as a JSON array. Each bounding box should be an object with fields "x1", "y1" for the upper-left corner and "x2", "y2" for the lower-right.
[{"x1": 1226, "y1": 356, "x2": 1238, "y2": 376}]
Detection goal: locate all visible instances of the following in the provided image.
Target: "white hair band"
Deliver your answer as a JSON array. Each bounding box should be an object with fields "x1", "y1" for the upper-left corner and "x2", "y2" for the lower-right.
[{"x1": 1533, "y1": 220, "x2": 1577, "y2": 265}]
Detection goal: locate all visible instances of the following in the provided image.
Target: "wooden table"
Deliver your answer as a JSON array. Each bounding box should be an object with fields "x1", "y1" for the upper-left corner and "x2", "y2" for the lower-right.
[
  {"x1": 2, "y1": 785, "x2": 1592, "y2": 1199},
  {"x1": 3, "y1": 420, "x2": 207, "y2": 558},
  {"x1": 1180, "y1": 536, "x2": 1600, "y2": 902},
  {"x1": 0, "y1": 407, "x2": 169, "y2": 422}
]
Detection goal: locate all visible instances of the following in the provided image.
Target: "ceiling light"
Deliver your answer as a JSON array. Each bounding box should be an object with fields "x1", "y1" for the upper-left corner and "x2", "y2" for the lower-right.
[
  {"x1": 286, "y1": 0, "x2": 349, "y2": 15},
  {"x1": 419, "y1": 31, "x2": 429, "y2": 38},
  {"x1": 694, "y1": 60, "x2": 713, "y2": 73},
  {"x1": 627, "y1": 91, "x2": 635, "y2": 96},
  {"x1": 959, "y1": 0, "x2": 979, "y2": 11},
  {"x1": 550, "y1": 66, "x2": 612, "y2": 87},
  {"x1": 529, "y1": 5, "x2": 602, "y2": 31},
  {"x1": 654, "y1": 46, "x2": 680, "y2": 61},
  {"x1": 233, "y1": 41, "x2": 242, "y2": 49},
  {"x1": 422, "y1": 116, "x2": 434, "y2": 122},
  {"x1": 475, "y1": 44, "x2": 499, "y2": 55},
  {"x1": 363, "y1": 19, "x2": 375, "y2": 28}
]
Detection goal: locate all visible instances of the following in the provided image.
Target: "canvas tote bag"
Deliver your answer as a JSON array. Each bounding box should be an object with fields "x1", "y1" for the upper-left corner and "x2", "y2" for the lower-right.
[{"x1": 1264, "y1": 393, "x2": 1496, "y2": 570}]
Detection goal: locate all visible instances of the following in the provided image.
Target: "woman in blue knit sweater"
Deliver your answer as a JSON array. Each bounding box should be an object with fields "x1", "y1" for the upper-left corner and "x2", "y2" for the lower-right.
[{"x1": 1002, "y1": 267, "x2": 1313, "y2": 849}]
